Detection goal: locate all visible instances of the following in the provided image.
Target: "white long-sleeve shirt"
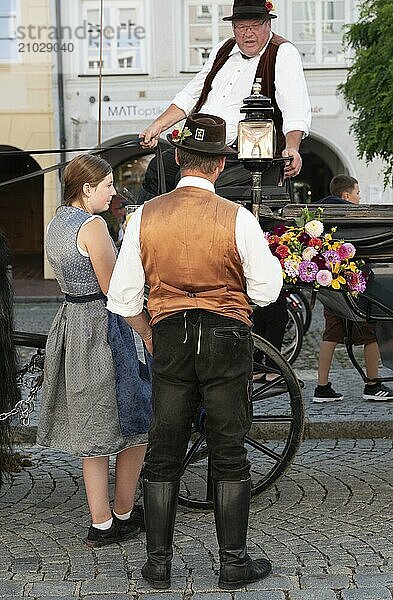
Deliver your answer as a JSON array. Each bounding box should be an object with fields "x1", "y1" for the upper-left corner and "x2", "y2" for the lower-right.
[
  {"x1": 107, "y1": 176, "x2": 283, "y2": 318},
  {"x1": 173, "y1": 33, "x2": 311, "y2": 145}
]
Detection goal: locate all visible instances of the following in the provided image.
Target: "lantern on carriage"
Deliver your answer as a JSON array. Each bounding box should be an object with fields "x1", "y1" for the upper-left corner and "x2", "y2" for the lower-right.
[{"x1": 238, "y1": 79, "x2": 287, "y2": 219}]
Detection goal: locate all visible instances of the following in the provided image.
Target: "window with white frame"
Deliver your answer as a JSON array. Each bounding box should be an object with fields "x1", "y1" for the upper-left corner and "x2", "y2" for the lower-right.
[
  {"x1": 82, "y1": 0, "x2": 147, "y2": 74},
  {"x1": 0, "y1": 0, "x2": 18, "y2": 62},
  {"x1": 184, "y1": 1, "x2": 233, "y2": 71},
  {"x1": 289, "y1": 0, "x2": 349, "y2": 66}
]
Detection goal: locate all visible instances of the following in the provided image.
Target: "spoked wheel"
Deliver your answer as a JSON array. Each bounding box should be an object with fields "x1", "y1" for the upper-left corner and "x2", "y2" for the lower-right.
[
  {"x1": 282, "y1": 301, "x2": 304, "y2": 364},
  {"x1": 178, "y1": 334, "x2": 304, "y2": 509}
]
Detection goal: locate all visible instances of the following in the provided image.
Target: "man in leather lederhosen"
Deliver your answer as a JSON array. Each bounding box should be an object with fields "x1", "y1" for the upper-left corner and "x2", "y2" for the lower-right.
[{"x1": 107, "y1": 113, "x2": 283, "y2": 590}]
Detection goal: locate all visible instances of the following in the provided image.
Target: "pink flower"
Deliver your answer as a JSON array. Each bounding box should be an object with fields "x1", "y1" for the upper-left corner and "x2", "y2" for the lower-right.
[
  {"x1": 299, "y1": 260, "x2": 318, "y2": 283},
  {"x1": 337, "y1": 242, "x2": 356, "y2": 260},
  {"x1": 316, "y1": 270, "x2": 333, "y2": 287},
  {"x1": 323, "y1": 250, "x2": 341, "y2": 266},
  {"x1": 346, "y1": 272, "x2": 367, "y2": 293}
]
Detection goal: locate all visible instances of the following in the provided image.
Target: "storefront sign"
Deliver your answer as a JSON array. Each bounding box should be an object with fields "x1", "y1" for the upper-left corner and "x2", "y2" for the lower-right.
[
  {"x1": 99, "y1": 101, "x2": 170, "y2": 121},
  {"x1": 310, "y1": 96, "x2": 341, "y2": 117}
]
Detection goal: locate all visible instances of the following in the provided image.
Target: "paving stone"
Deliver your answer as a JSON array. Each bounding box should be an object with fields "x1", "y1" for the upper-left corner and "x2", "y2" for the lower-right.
[
  {"x1": 236, "y1": 593, "x2": 286, "y2": 599},
  {"x1": 289, "y1": 592, "x2": 337, "y2": 600},
  {"x1": 192, "y1": 595, "x2": 233, "y2": 600},
  {"x1": 354, "y1": 574, "x2": 393, "y2": 587},
  {"x1": 28, "y1": 582, "x2": 76, "y2": 596},
  {"x1": 0, "y1": 583, "x2": 24, "y2": 597},
  {"x1": 300, "y1": 575, "x2": 350, "y2": 589},
  {"x1": 341, "y1": 589, "x2": 392, "y2": 600},
  {"x1": 80, "y1": 577, "x2": 129, "y2": 595}
]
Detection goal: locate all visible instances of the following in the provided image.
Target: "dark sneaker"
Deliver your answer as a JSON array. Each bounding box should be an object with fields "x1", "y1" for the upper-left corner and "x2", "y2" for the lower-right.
[
  {"x1": 84, "y1": 519, "x2": 138, "y2": 548},
  {"x1": 112, "y1": 505, "x2": 145, "y2": 535},
  {"x1": 363, "y1": 382, "x2": 393, "y2": 401},
  {"x1": 313, "y1": 382, "x2": 343, "y2": 403}
]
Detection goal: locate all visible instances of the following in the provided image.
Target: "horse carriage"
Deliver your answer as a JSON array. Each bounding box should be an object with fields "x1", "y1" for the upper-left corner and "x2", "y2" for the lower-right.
[
  {"x1": 2, "y1": 88, "x2": 393, "y2": 506},
  {"x1": 7, "y1": 195, "x2": 393, "y2": 508}
]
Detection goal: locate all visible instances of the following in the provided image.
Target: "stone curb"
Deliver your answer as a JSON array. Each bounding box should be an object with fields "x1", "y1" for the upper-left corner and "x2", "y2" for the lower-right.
[{"x1": 13, "y1": 418, "x2": 393, "y2": 446}]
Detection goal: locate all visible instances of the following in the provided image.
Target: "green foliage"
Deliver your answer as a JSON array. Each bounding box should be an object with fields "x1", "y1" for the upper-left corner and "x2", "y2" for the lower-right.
[
  {"x1": 294, "y1": 206, "x2": 324, "y2": 228},
  {"x1": 338, "y1": 0, "x2": 393, "y2": 187}
]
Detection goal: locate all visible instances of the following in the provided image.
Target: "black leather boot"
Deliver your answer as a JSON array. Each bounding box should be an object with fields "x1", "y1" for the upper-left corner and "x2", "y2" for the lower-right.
[
  {"x1": 214, "y1": 478, "x2": 272, "y2": 590},
  {"x1": 141, "y1": 480, "x2": 180, "y2": 590}
]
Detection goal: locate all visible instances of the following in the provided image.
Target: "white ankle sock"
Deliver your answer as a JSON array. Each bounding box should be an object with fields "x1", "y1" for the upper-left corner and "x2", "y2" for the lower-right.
[
  {"x1": 92, "y1": 517, "x2": 113, "y2": 530},
  {"x1": 113, "y1": 509, "x2": 131, "y2": 521}
]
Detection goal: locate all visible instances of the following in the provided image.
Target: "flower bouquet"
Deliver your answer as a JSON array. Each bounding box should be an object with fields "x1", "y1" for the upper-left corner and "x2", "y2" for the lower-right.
[{"x1": 265, "y1": 208, "x2": 367, "y2": 295}]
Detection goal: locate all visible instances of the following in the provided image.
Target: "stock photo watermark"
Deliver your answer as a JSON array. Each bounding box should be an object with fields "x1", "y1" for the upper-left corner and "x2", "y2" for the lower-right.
[{"x1": 16, "y1": 20, "x2": 146, "y2": 54}]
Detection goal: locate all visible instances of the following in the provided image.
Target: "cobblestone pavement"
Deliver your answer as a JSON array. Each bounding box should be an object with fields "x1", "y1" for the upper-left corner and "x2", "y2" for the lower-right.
[
  {"x1": 1, "y1": 440, "x2": 393, "y2": 599},
  {"x1": 4, "y1": 299, "x2": 393, "y2": 599}
]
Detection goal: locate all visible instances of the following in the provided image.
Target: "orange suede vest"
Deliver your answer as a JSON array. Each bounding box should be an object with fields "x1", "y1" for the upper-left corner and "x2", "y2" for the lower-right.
[{"x1": 140, "y1": 187, "x2": 252, "y2": 326}]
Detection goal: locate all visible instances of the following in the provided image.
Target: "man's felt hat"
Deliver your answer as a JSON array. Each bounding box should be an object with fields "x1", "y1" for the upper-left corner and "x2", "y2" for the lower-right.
[
  {"x1": 223, "y1": 0, "x2": 277, "y2": 21},
  {"x1": 167, "y1": 114, "x2": 237, "y2": 156}
]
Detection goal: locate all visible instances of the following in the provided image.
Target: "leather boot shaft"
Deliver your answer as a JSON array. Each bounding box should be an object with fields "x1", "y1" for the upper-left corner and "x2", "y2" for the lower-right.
[
  {"x1": 213, "y1": 479, "x2": 272, "y2": 590},
  {"x1": 141, "y1": 480, "x2": 180, "y2": 590}
]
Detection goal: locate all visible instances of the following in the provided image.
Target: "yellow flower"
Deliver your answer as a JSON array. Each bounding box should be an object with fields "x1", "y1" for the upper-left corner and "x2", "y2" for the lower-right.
[
  {"x1": 281, "y1": 232, "x2": 293, "y2": 243},
  {"x1": 331, "y1": 276, "x2": 346, "y2": 290},
  {"x1": 346, "y1": 262, "x2": 358, "y2": 272}
]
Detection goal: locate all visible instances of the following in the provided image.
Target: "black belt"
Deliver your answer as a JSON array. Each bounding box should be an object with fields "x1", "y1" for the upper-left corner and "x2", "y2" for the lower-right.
[{"x1": 64, "y1": 292, "x2": 106, "y2": 303}]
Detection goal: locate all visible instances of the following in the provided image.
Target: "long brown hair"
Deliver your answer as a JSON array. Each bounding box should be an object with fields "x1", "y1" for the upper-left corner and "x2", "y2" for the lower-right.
[{"x1": 63, "y1": 154, "x2": 112, "y2": 209}]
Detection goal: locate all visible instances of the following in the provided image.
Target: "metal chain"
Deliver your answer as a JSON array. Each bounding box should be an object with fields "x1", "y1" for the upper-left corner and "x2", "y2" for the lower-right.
[{"x1": 0, "y1": 350, "x2": 45, "y2": 426}]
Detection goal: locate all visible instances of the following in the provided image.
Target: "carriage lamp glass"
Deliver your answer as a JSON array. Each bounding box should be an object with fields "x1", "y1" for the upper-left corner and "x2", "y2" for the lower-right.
[{"x1": 238, "y1": 120, "x2": 275, "y2": 160}]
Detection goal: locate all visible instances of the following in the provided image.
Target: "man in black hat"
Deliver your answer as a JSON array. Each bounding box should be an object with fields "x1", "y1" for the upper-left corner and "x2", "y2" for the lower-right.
[
  {"x1": 138, "y1": 0, "x2": 311, "y2": 199},
  {"x1": 107, "y1": 113, "x2": 283, "y2": 590}
]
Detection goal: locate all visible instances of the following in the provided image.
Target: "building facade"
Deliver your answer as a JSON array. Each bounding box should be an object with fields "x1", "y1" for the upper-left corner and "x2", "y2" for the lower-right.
[
  {"x1": 1, "y1": 0, "x2": 392, "y2": 279},
  {"x1": 59, "y1": 0, "x2": 392, "y2": 206},
  {"x1": 0, "y1": 0, "x2": 58, "y2": 278}
]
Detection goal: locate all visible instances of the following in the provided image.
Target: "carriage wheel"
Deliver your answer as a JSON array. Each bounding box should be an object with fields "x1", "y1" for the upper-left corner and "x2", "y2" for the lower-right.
[
  {"x1": 178, "y1": 333, "x2": 304, "y2": 509},
  {"x1": 282, "y1": 300, "x2": 304, "y2": 365}
]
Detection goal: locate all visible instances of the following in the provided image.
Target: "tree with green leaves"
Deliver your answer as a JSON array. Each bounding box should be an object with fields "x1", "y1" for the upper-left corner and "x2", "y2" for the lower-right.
[{"x1": 339, "y1": 0, "x2": 393, "y2": 187}]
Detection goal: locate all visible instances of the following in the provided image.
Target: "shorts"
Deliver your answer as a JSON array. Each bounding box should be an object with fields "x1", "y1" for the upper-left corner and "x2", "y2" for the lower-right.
[{"x1": 322, "y1": 308, "x2": 377, "y2": 346}]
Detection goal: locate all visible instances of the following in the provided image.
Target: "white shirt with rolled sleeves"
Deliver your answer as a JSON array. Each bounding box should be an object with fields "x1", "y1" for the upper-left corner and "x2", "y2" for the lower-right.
[
  {"x1": 173, "y1": 33, "x2": 311, "y2": 145},
  {"x1": 107, "y1": 176, "x2": 283, "y2": 319}
]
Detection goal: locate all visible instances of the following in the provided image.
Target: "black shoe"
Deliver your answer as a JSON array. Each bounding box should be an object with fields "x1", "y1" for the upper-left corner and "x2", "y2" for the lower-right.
[
  {"x1": 313, "y1": 382, "x2": 343, "y2": 403},
  {"x1": 112, "y1": 505, "x2": 144, "y2": 535},
  {"x1": 219, "y1": 557, "x2": 272, "y2": 590},
  {"x1": 84, "y1": 520, "x2": 137, "y2": 548},
  {"x1": 363, "y1": 382, "x2": 393, "y2": 401}
]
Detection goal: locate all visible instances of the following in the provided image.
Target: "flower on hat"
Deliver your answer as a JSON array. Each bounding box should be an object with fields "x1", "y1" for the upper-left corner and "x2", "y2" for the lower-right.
[
  {"x1": 265, "y1": 2, "x2": 275, "y2": 12},
  {"x1": 171, "y1": 126, "x2": 192, "y2": 144}
]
